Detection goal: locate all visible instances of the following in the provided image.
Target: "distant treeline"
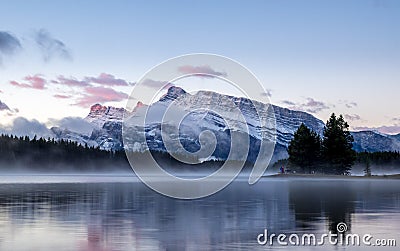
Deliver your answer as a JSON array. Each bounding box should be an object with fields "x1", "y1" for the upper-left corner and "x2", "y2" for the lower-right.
[
  {"x1": 0, "y1": 134, "x2": 229, "y2": 173},
  {"x1": 273, "y1": 151, "x2": 400, "y2": 176},
  {"x1": 3, "y1": 133, "x2": 399, "y2": 174},
  {"x1": 0, "y1": 134, "x2": 129, "y2": 172},
  {"x1": 356, "y1": 151, "x2": 400, "y2": 166}
]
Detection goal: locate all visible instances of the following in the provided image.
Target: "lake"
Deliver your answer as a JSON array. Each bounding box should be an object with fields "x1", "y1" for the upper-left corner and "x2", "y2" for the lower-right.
[{"x1": 0, "y1": 175, "x2": 398, "y2": 250}]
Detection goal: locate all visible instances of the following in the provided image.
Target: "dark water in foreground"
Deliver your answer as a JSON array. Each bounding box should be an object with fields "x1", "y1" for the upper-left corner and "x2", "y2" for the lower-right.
[{"x1": 0, "y1": 176, "x2": 399, "y2": 250}]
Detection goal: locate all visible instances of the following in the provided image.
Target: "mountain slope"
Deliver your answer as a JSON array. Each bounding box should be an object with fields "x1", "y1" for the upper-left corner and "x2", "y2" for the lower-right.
[
  {"x1": 122, "y1": 87, "x2": 326, "y2": 162},
  {"x1": 0, "y1": 100, "x2": 10, "y2": 111},
  {"x1": 352, "y1": 131, "x2": 400, "y2": 152}
]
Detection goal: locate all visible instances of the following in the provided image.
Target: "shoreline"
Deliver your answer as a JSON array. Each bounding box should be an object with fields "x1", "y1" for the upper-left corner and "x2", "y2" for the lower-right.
[
  {"x1": 0, "y1": 172, "x2": 398, "y2": 179},
  {"x1": 264, "y1": 173, "x2": 400, "y2": 179}
]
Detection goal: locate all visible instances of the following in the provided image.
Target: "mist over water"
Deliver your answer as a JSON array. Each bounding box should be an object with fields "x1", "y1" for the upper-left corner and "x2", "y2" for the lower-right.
[{"x1": 0, "y1": 176, "x2": 398, "y2": 250}]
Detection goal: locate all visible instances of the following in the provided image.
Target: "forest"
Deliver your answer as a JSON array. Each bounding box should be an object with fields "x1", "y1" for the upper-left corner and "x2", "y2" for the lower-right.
[
  {"x1": 0, "y1": 134, "x2": 130, "y2": 172},
  {"x1": 0, "y1": 134, "x2": 226, "y2": 173}
]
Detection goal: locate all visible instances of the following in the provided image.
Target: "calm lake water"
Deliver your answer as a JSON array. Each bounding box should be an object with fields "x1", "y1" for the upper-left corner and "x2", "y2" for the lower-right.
[{"x1": 0, "y1": 175, "x2": 399, "y2": 250}]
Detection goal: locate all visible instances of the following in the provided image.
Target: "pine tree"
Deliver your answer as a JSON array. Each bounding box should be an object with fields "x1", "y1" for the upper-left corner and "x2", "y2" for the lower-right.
[
  {"x1": 364, "y1": 157, "x2": 372, "y2": 177},
  {"x1": 288, "y1": 123, "x2": 321, "y2": 173},
  {"x1": 322, "y1": 113, "x2": 356, "y2": 175}
]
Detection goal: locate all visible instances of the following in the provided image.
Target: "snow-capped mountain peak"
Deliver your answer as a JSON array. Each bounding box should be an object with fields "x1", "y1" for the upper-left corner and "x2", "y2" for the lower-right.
[{"x1": 85, "y1": 103, "x2": 126, "y2": 128}]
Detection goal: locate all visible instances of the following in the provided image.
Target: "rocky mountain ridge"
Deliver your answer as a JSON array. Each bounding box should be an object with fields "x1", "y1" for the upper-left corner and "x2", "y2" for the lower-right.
[{"x1": 51, "y1": 87, "x2": 400, "y2": 163}]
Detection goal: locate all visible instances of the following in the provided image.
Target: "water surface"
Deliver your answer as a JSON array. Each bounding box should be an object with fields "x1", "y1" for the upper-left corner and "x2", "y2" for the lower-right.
[{"x1": 0, "y1": 175, "x2": 398, "y2": 250}]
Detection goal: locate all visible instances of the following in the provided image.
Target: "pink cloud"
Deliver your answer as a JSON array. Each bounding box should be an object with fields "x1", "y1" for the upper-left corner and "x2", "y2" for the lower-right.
[
  {"x1": 54, "y1": 75, "x2": 90, "y2": 87},
  {"x1": 178, "y1": 65, "x2": 227, "y2": 78},
  {"x1": 24, "y1": 75, "x2": 46, "y2": 89},
  {"x1": 53, "y1": 94, "x2": 72, "y2": 99},
  {"x1": 8, "y1": 73, "x2": 131, "y2": 108},
  {"x1": 10, "y1": 80, "x2": 29, "y2": 88},
  {"x1": 10, "y1": 73, "x2": 131, "y2": 91},
  {"x1": 9, "y1": 74, "x2": 46, "y2": 90},
  {"x1": 85, "y1": 73, "x2": 131, "y2": 86},
  {"x1": 74, "y1": 86, "x2": 128, "y2": 107}
]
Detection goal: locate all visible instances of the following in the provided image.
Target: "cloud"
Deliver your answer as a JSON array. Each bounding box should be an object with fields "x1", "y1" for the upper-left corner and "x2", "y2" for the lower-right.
[
  {"x1": 24, "y1": 74, "x2": 46, "y2": 89},
  {"x1": 34, "y1": 29, "x2": 71, "y2": 62},
  {"x1": 345, "y1": 102, "x2": 358, "y2": 109},
  {"x1": 10, "y1": 72, "x2": 131, "y2": 92},
  {"x1": 2, "y1": 29, "x2": 73, "y2": 64},
  {"x1": 53, "y1": 75, "x2": 90, "y2": 87},
  {"x1": 352, "y1": 117, "x2": 400, "y2": 134},
  {"x1": 178, "y1": 65, "x2": 227, "y2": 78},
  {"x1": 9, "y1": 74, "x2": 46, "y2": 90},
  {"x1": 0, "y1": 116, "x2": 95, "y2": 139},
  {"x1": 74, "y1": 86, "x2": 128, "y2": 107},
  {"x1": 338, "y1": 100, "x2": 358, "y2": 109},
  {"x1": 280, "y1": 98, "x2": 332, "y2": 114},
  {"x1": 0, "y1": 31, "x2": 21, "y2": 63},
  {"x1": 50, "y1": 73, "x2": 133, "y2": 88},
  {"x1": 48, "y1": 117, "x2": 95, "y2": 135},
  {"x1": 85, "y1": 73, "x2": 132, "y2": 86},
  {"x1": 0, "y1": 117, "x2": 52, "y2": 138},
  {"x1": 260, "y1": 89, "x2": 272, "y2": 98},
  {"x1": 8, "y1": 73, "x2": 132, "y2": 108},
  {"x1": 281, "y1": 100, "x2": 296, "y2": 106},
  {"x1": 344, "y1": 114, "x2": 361, "y2": 121},
  {"x1": 53, "y1": 94, "x2": 72, "y2": 99},
  {"x1": 10, "y1": 81, "x2": 29, "y2": 88},
  {"x1": 353, "y1": 125, "x2": 400, "y2": 135},
  {"x1": 141, "y1": 79, "x2": 174, "y2": 89}
]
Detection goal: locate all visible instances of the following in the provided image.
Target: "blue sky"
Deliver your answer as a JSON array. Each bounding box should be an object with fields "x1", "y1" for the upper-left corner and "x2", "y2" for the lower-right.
[{"x1": 0, "y1": 0, "x2": 399, "y2": 133}]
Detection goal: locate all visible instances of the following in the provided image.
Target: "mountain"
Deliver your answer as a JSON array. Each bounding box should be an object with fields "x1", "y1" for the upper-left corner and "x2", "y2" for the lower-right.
[
  {"x1": 127, "y1": 86, "x2": 326, "y2": 145},
  {"x1": 389, "y1": 133, "x2": 400, "y2": 142},
  {"x1": 0, "y1": 100, "x2": 10, "y2": 111},
  {"x1": 85, "y1": 103, "x2": 125, "y2": 128},
  {"x1": 49, "y1": 104, "x2": 125, "y2": 150},
  {"x1": 351, "y1": 131, "x2": 400, "y2": 152},
  {"x1": 51, "y1": 87, "x2": 400, "y2": 163},
  {"x1": 122, "y1": 86, "x2": 326, "y2": 163}
]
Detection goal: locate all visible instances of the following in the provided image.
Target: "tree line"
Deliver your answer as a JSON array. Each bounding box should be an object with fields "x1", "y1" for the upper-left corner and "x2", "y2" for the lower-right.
[
  {"x1": 356, "y1": 151, "x2": 400, "y2": 176},
  {"x1": 0, "y1": 134, "x2": 129, "y2": 172},
  {"x1": 0, "y1": 134, "x2": 225, "y2": 173}
]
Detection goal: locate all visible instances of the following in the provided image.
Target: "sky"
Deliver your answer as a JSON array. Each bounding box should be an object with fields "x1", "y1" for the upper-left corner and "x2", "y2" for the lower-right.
[{"x1": 0, "y1": 0, "x2": 399, "y2": 134}]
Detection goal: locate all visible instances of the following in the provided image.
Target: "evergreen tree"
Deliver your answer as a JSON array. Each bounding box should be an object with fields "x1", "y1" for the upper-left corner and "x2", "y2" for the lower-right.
[
  {"x1": 364, "y1": 157, "x2": 372, "y2": 177},
  {"x1": 322, "y1": 113, "x2": 356, "y2": 175},
  {"x1": 288, "y1": 123, "x2": 321, "y2": 173}
]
